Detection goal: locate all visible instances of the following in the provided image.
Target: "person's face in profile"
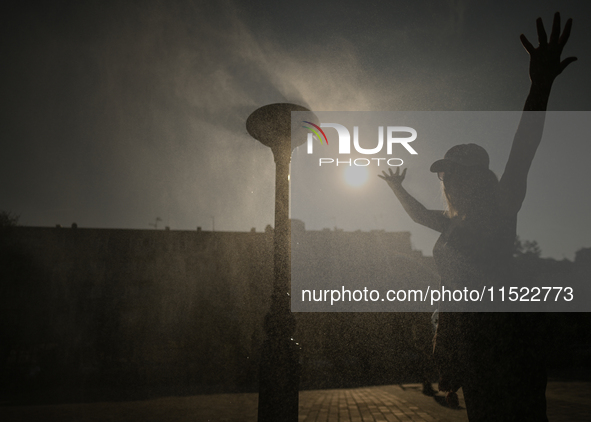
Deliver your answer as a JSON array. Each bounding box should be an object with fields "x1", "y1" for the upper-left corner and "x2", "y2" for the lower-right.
[
  {"x1": 442, "y1": 165, "x2": 482, "y2": 215},
  {"x1": 442, "y1": 167, "x2": 464, "y2": 210}
]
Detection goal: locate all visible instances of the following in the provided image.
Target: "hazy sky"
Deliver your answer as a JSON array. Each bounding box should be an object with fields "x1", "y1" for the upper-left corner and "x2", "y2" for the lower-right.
[{"x1": 1, "y1": 0, "x2": 590, "y2": 259}]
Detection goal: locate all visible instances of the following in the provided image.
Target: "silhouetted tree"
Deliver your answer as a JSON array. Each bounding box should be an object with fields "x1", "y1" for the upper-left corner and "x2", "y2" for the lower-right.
[
  {"x1": 0, "y1": 211, "x2": 19, "y2": 228},
  {"x1": 513, "y1": 236, "x2": 541, "y2": 258},
  {"x1": 574, "y1": 247, "x2": 591, "y2": 266}
]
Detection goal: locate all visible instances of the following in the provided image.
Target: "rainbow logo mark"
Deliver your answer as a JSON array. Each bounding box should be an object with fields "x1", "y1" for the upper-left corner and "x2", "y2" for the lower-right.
[{"x1": 302, "y1": 121, "x2": 328, "y2": 145}]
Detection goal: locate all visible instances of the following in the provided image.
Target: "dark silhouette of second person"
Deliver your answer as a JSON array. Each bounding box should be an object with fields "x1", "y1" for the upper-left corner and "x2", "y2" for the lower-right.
[{"x1": 379, "y1": 13, "x2": 576, "y2": 422}]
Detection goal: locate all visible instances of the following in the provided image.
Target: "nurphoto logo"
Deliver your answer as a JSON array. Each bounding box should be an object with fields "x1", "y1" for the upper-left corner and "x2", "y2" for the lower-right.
[{"x1": 303, "y1": 121, "x2": 418, "y2": 167}]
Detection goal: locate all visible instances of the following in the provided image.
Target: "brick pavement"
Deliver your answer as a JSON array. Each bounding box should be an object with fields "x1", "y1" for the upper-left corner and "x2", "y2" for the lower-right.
[
  {"x1": 0, "y1": 384, "x2": 464, "y2": 422},
  {"x1": 299, "y1": 386, "x2": 440, "y2": 422},
  {"x1": 1, "y1": 381, "x2": 589, "y2": 421}
]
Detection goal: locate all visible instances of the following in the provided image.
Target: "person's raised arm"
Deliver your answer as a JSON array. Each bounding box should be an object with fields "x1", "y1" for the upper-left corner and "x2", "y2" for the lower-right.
[
  {"x1": 379, "y1": 167, "x2": 447, "y2": 233},
  {"x1": 500, "y1": 12, "x2": 576, "y2": 213}
]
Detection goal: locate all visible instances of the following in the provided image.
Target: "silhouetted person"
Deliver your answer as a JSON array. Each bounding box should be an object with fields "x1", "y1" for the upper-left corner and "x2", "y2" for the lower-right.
[{"x1": 380, "y1": 13, "x2": 576, "y2": 422}]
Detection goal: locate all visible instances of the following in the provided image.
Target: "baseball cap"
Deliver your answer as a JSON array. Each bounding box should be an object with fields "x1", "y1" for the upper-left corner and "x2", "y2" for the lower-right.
[{"x1": 430, "y1": 144, "x2": 490, "y2": 173}]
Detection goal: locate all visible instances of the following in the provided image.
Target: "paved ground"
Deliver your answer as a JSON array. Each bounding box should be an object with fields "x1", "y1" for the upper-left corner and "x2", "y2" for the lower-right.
[
  {"x1": 0, "y1": 381, "x2": 589, "y2": 421},
  {"x1": 299, "y1": 386, "x2": 444, "y2": 422}
]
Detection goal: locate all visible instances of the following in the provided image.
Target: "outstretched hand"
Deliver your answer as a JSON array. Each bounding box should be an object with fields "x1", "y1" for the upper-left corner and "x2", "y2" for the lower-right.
[
  {"x1": 520, "y1": 12, "x2": 577, "y2": 86},
  {"x1": 378, "y1": 167, "x2": 407, "y2": 191}
]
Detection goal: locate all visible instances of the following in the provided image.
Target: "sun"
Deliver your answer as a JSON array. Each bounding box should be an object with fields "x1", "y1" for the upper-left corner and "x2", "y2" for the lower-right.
[{"x1": 343, "y1": 165, "x2": 369, "y2": 187}]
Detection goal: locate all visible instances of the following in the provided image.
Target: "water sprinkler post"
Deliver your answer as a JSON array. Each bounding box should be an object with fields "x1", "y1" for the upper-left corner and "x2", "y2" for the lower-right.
[{"x1": 246, "y1": 103, "x2": 314, "y2": 422}]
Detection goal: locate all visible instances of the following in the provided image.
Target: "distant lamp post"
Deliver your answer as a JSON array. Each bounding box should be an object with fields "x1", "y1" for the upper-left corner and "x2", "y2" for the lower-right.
[{"x1": 246, "y1": 103, "x2": 314, "y2": 421}]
